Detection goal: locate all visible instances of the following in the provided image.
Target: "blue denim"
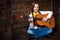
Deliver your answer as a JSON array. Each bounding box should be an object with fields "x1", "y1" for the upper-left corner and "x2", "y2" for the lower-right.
[
  {"x1": 27, "y1": 27, "x2": 52, "y2": 38},
  {"x1": 27, "y1": 22, "x2": 52, "y2": 38}
]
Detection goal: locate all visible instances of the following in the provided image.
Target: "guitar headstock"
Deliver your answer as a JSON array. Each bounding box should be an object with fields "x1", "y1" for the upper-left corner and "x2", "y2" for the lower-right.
[{"x1": 13, "y1": 15, "x2": 23, "y2": 19}]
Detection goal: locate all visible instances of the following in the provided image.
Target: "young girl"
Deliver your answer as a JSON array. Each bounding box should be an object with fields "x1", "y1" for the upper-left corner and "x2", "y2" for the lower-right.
[{"x1": 27, "y1": 2, "x2": 53, "y2": 38}]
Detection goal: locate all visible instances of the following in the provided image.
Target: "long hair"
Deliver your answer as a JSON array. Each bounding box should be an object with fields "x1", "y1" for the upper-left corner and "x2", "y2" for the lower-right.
[
  {"x1": 30, "y1": 2, "x2": 40, "y2": 26},
  {"x1": 31, "y1": 2, "x2": 40, "y2": 13}
]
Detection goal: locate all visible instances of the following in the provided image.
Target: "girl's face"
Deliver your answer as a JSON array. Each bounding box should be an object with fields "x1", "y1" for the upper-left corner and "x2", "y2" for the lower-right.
[{"x1": 33, "y1": 4, "x2": 39, "y2": 12}]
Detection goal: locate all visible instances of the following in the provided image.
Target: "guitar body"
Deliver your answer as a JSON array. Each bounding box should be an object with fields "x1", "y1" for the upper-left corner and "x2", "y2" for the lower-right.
[{"x1": 35, "y1": 14, "x2": 55, "y2": 28}]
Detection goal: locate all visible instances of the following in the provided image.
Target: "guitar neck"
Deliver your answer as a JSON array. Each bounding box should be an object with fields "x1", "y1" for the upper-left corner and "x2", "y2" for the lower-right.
[
  {"x1": 14, "y1": 15, "x2": 42, "y2": 21},
  {"x1": 13, "y1": 15, "x2": 29, "y2": 19},
  {"x1": 34, "y1": 17, "x2": 42, "y2": 21},
  {"x1": 23, "y1": 16, "x2": 42, "y2": 21},
  {"x1": 23, "y1": 15, "x2": 29, "y2": 19}
]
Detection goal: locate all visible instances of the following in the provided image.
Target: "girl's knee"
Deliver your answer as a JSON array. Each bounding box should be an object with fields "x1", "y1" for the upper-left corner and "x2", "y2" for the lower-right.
[
  {"x1": 47, "y1": 28, "x2": 52, "y2": 34},
  {"x1": 27, "y1": 29, "x2": 34, "y2": 35}
]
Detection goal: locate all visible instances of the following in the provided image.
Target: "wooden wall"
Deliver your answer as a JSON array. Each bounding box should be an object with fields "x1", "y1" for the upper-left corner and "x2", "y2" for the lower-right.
[
  {"x1": 0, "y1": 0, "x2": 60, "y2": 40},
  {"x1": 12, "y1": 0, "x2": 53, "y2": 29}
]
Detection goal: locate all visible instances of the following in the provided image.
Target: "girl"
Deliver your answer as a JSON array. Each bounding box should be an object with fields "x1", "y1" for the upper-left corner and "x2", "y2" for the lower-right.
[{"x1": 27, "y1": 2, "x2": 53, "y2": 38}]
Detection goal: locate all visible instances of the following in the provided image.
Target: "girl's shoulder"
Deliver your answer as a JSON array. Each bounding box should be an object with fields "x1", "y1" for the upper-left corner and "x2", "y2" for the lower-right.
[{"x1": 39, "y1": 11, "x2": 53, "y2": 14}]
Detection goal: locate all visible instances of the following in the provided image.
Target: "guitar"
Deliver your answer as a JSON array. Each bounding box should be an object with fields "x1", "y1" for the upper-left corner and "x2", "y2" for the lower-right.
[
  {"x1": 13, "y1": 14, "x2": 55, "y2": 28},
  {"x1": 35, "y1": 14, "x2": 55, "y2": 28}
]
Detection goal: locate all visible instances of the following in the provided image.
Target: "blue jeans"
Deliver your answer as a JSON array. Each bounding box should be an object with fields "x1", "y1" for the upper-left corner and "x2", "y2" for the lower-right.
[{"x1": 27, "y1": 22, "x2": 52, "y2": 38}]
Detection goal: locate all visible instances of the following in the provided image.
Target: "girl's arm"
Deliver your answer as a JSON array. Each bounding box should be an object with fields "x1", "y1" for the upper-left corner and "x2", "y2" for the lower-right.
[{"x1": 40, "y1": 11, "x2": 53, "y2": 19}]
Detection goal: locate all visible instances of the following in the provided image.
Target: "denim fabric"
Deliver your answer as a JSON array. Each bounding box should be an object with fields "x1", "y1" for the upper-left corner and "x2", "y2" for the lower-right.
[
  {"x1": 27, "y1": 27, "x2": 52, "y2": 38},
  {"x1": 27, "y1": 22, "x2": 52, "y2": 38}
]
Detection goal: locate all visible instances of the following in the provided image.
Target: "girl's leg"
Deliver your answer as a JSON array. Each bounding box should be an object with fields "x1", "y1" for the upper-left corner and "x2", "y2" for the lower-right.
[
  {"x1": 27, "y1": 29, "x2": 34, "y2": 35},
  {"x1": 27, "y1": 22, "x2": 39, "y2": 34},
  {"x1": 33, "y1": 28, "x2": 52, "y2": 38},
  {"x1": 29, "y1": 22, "x2": 34, "y2": 29},
  {"x1": 27, "y1": 22, "x2": 34, "y2": 35}
]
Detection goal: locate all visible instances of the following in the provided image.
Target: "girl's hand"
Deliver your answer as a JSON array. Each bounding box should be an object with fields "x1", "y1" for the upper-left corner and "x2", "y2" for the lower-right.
[
  {"x1": 42, "y1": 17, "x2": 48, "y2": 22},
  {"x1": 28, "y1": 17, "x2": 33, "y2": 22}
]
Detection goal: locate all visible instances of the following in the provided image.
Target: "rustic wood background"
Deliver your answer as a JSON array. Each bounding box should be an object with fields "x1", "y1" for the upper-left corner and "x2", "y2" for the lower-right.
[{"x1": 0, "y1": 0, "x2": 60, "y2": 40}]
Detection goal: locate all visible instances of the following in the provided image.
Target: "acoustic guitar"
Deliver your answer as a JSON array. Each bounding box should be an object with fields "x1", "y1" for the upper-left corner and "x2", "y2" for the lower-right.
[
  {"x1": 13, "y1": 14, "x2": 55, "y2": 28},
  {"x1": 34, "y1": 14, "x2": 55, "y2": 28}
]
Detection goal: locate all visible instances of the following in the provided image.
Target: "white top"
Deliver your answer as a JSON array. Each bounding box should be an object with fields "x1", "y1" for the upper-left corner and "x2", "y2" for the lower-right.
[{"x1": 29, "y1": 11, "x2": 53, "y2": 19}]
